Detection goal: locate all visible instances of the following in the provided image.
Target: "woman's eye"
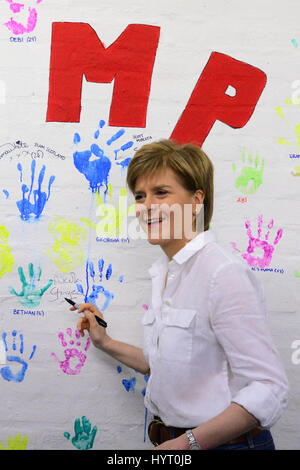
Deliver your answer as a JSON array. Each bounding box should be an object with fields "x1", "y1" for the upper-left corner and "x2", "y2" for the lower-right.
[
  {"x1": 134, "y1": 191, "x2": 167, "y2": 200},
  {"x1": 157, "y1": 190, "x2": 167, "y2": 196}
]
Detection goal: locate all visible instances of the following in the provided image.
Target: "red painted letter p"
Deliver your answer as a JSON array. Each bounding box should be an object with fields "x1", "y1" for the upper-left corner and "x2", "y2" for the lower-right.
[{"x1": 171, "y1": 52, "x2": 267, "y2": 146}]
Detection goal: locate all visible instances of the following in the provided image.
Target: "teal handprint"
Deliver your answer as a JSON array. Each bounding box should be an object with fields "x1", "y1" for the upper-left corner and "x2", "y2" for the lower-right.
[
  {"x1": 9, "y1": 263, "x2": 53, "y2": 308},
  {"x1": 64, "y1": 416, "x2": 98, "y2": 450},
  {"x1": 232, "y1": 149, "x2": 265, "y2": 195}
]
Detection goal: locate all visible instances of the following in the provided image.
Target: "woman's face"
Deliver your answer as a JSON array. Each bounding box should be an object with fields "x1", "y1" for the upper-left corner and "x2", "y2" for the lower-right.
[{"x1": 134, "y1": 167, "x2": 204, "y2": 253}]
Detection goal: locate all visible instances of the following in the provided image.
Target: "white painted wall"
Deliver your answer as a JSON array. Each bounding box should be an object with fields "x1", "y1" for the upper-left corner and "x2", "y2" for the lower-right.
[{"x1": 0, "y1": 0, "x2": 299, "y2": 450}]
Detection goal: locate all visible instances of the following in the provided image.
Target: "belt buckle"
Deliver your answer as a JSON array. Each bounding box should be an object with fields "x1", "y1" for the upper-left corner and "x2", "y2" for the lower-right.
[{"x1": 148, "y1": 417, "x2": 165, "y2": 446}]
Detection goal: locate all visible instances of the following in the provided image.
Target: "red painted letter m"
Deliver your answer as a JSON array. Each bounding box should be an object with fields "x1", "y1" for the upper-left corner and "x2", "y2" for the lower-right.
[{"x1": 46, "y1": 23, "x2": 160, "y2": 126}]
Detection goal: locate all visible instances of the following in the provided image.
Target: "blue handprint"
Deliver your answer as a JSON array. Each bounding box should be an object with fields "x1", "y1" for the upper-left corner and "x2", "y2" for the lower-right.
[
  {"x1": 0, "y1": 330, "x2": 37, "y2": 383},
  {"x1": 76, "y1": 258, "x2": 121, "y2": 311},
  {"x1": 16, "y1": 160, "x2": 55, "y2": 221},
  {"x1": 73, "y1": 119, "x2": 133, "y2": 196}
]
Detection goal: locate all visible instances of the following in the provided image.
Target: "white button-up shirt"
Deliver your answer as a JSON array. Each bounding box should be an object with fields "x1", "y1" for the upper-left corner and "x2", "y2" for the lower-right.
[{"x1": 142, "y1": 230, "x2": 289, "y2": 429}]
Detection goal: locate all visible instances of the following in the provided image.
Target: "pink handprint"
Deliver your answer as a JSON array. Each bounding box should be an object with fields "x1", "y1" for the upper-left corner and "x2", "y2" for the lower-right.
[
  {"x1": 51, "y1": 327, "x2": 91, "y2": 376},
  {"x1": 231, "y1": 215, "x2": 283, "y2": 268},
  {"x1": 4, "y1": 0, "x2": 43, "y2": 35}
]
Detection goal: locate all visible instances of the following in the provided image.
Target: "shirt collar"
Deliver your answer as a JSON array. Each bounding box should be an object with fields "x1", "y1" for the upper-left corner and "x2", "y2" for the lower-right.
[{"x1": 148, "y1": 230, "x2": 216, "y2": 277}]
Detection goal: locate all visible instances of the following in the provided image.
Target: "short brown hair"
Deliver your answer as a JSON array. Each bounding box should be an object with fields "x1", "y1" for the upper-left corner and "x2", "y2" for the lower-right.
[{"x1": 126, "y1": 139, "x2": 214, "y2": 231}]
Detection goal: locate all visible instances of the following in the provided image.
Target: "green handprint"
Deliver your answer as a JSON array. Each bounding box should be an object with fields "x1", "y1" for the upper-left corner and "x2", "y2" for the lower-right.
[
  {"x1": 64, "y1": 416, "x2": 98, "y2": 450},
  {"x1": 0, "y1": 434, "x2": 29, "y2": 450},
  {"x1": 232, "y1": 149, "x2": 264, "y2": 195},
  {"x1": 9, "y1": 263, "x2": 53, "y2": 308}
]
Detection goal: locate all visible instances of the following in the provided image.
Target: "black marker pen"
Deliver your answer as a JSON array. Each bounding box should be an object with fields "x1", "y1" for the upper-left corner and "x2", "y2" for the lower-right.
[{"x1": 65, "y1": 298, "x2": 107, "y2": 328}]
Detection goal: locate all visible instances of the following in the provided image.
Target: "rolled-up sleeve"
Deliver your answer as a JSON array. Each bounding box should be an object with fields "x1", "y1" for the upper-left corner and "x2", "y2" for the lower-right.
[{"x1": 209, "y1": 261, "x2": 289, "y2": 429}]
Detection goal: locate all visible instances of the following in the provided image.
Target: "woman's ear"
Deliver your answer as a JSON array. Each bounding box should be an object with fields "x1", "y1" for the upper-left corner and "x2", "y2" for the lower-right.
[{"x1": 193, "y1": 189, "x2": 205, "y2": 211}]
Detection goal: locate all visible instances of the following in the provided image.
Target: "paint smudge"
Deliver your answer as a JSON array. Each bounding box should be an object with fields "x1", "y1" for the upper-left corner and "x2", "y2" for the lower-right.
[
  {"x1": 122, "y1": 376, "x2": 136, "y2": 392},
  {"x1": 231, "y1": 215, "x2": 283, "y2": 268},
  {"x1": 8, "y1": 263, "x2": 53, "y2": 308},
  {"x1": 141, "y1": 374, "x2": 149, "y2": 397},
  {"x1": 0, "y1": 330, "x2": 36, "y2": 382},
  {"x1": 0, "y1": 434, "x2": 29, "y2": 450},
  {"x1": 291, "y1": 38, "x2": 298, "y2": 48},
  {"x1": 116, "y1": 365, "x2": 137, "y2": 392},
  {"x1": 294, "y1": 270, "x2": 300, "y2": 278},
  {"x1": 51, "y1": 328, "x2": 90, "y2": 375},
  {"x1": 16, "y1": 161, "x2": 55, "y2": 221},
  {"x1": 291, "y1": 165, "x2": 300, "y2": 176},
  {"x1": 64, "y1": 416, "x2": 97, "y2": 450},
  {"x1": 0, "y1": 225, "x2": 14, "y2": 279},
  {"x1": 47, "y1": 216, "x2": 88, "y2": 273},
  {"x1": 142, "y1": 375, "x2": 150, "y2": 442},
  {"x1": 232, "y1": 149, "x2": 264, "y2": 195}
]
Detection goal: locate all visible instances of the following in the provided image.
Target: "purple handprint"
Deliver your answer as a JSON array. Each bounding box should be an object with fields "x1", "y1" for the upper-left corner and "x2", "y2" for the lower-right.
[
  {"x1": 51, "y1": 328, "x2": 90, "y2": 376},
  {"x1": 231, "y1": 215, "x2": 283, "y2": 268}
]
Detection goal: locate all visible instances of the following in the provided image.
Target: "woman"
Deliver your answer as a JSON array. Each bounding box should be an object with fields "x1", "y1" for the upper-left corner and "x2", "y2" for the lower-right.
[{"x1": 73, "y1": 139, "x2": 289, "y2": 450}]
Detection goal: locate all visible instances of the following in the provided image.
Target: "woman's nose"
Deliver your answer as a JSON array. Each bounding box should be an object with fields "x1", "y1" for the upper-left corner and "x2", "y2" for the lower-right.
[{"x1": 136, "y1": 196, "x2": 158, "y2": 219}]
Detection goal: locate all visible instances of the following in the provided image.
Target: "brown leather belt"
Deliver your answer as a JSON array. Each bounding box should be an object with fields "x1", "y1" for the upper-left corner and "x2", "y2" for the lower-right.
[{"x1": 148, "y1": 416, "x2": 263, "y2": 447}]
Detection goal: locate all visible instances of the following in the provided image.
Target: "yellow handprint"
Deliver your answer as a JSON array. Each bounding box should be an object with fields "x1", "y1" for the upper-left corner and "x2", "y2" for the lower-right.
[
  {"x1": 46, "y1": 216, "x2": 88, "y2": 273},
  {"x1": 0, "y1": 225, "x2": 14, "y2": 279},
  {"x1": 81, "y1": 185, "x2": 135, "y2": 238},
  {"x1": 291, "y1": 165, "x2": 300, "y2": 176},
  {"x1": 276, "y1": 98, "x2": 300, "y2": 150},
  {"x1": 0, "y1": 434, "x2": 29, "y2": 450}
]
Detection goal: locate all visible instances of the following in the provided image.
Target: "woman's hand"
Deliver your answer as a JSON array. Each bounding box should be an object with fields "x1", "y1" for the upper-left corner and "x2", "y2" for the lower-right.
[
  {"x1": 153, "y1": 434, "x2": 190, "y2": 450},
  {"x1": 70, "y1": 302, "x2": 109, "y2": 350}
]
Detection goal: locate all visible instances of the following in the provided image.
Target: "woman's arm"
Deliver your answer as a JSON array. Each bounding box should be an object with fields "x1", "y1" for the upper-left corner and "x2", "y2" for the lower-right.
[
  {"x1": 155, "y1": 402, "x2": 259, "y2": 450},
  {"x1": 73, "y1": 302, "x2": 150, "y2": 375},
  {"x1": 101, "y1": 336, "x2": 150, "y2": 375}
]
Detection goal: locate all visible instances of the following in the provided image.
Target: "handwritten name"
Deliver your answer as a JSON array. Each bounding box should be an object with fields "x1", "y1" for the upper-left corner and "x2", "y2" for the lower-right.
[
  {"x1": 48, "y1": 272, "x2": 82, "y2": 303},
  {"x1": 34, "y1": 143, "x2": 66, "y2": 160},
  {"x1": 10, "y1": 36, "x2": 36, "y2": 43},
  {"x1": 53, "y1": 272, "x2": 81, "y2": 286},
  {"x1": 251, "y1": 267, "x2": 284, "y2": 274},
  {"x1": 49, "y1": 286, "x2": 80, "y2": 303},
  {"x1": 96, "y1": 237, "x2": 130, "y2": 243},
  {"x1": 0, "y1": 141, "x2": 28, "y2": 160},
  {"x1": 290, "y1": 154, "x2": 300, "y2": 158},
  {"x1": 237, "y1": 197, "x2": 248, "y2": 203},
  {"x1": 133, "y1": 134, "x2": 152, "y2": 143},
  {"x1": 13, "y1": 309, "x2": 45, "y2": 317}
]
